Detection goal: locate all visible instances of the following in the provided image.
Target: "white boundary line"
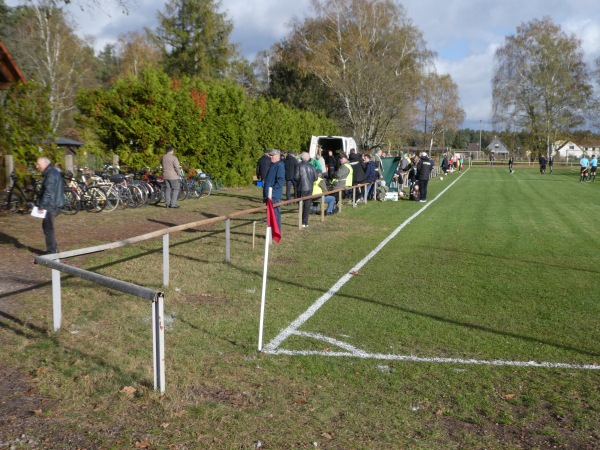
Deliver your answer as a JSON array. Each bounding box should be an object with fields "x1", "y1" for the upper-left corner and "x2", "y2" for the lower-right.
[
  {"x1": 263, "y1": 170, "x2": 600, "y2": 371},
  {"x1": 263, "y1": 171, "x2": 466, "y2": 352}
]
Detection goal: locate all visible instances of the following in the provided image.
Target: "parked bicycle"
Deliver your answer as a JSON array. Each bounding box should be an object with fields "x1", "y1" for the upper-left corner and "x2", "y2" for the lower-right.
[{"x1": 1, "y1": 169, "x2": 41, "y2": 214}]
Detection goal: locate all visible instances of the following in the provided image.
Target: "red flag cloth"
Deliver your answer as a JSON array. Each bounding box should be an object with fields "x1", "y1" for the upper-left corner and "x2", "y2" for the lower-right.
[{"x1": 266, "y1": 198, "x2": 281, "y2": 243}]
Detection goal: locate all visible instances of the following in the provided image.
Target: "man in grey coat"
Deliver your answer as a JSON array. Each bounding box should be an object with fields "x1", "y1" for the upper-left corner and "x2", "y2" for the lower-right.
[
  {"x1": 162, "y1": 145, "x2": 181, "y2": 208},
  {"x1": 294, "y1": 152, "x2": 317, "y2": 228}
]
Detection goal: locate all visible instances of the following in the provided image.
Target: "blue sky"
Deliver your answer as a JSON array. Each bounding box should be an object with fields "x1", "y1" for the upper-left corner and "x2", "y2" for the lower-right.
[{"x1": 7, "y1": 0, "x2": 600, "y2": 131}]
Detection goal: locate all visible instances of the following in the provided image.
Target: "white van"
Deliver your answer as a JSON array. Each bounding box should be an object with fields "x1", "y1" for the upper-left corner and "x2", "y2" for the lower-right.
[{"x1": 308, "y1": 135, "x2": 358, "y2": 159}]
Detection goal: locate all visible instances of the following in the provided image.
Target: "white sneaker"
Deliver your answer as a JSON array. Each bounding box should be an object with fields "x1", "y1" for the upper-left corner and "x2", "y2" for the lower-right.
[{"x1": 302, "y1": 224, "x2": 308, "y2": 228}]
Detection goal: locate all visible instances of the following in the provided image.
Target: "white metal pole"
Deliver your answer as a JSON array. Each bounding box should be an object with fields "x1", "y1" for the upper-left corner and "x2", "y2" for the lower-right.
[
  {"x1": 258, "y1": 187, "x2": 273, "y2": 352},
  {"x1": 225, "y1": 217, "x2": 231, "y2": 263},
  {"x1": 152, "y1": 293, "x2": 165, "y2": 393},
  {"x1": 52, "y1": 267, "x2": 61, "y2": 332},
  {"x1": 257, "y1": 226, "x2": 272, "y2": 352}
]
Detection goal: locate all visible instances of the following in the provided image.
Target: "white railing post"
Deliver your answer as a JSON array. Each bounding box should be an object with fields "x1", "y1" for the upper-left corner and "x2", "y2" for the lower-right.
[
  {"x1": 152, "y1": 293, "x2": 165, "y2": 394},
  {"x1": 163, "y1": 234, "x2": 169, "y2": 286},
  {"x1": 225, "y1": 217, "x2": 231, "y2": 263},
  {"x1": 52, "y1": 268, "x2": 62, "y2": 332}
]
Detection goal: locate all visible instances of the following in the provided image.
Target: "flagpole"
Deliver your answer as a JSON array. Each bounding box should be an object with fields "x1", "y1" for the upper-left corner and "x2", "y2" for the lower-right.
[{"x1": 258, "y1": 187, "x2": 273, "y2": 352}]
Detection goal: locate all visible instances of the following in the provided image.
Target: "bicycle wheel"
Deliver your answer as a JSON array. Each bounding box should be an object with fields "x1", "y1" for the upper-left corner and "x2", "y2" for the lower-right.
[
  {"x1": 61, "y1": 188, "x2": 80, "y2": 215},
  {"x1": 178, "y1": 181, "x2": 190, "y2": 201},
  {"x1": 84, "y1": 187, "x2": 107, "y2": 212},
  {"x1": 100, "y1": 185, "x2": 119, "y2": 212},
  {"x1": 115, "y1": 184, "x2": 131, "y2": 209},
  {"x1": 200, "y1": 179, "x2": 213, "y2": 198},
  {"x1": 7, "y1": 189, "x2": 27, "y2": 214},
  {"x1": 128, "y1": 184, "x2": 143, "y2": 208}
]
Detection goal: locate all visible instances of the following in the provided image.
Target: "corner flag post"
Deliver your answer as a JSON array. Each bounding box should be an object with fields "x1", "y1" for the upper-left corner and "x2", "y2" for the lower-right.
[{"x1": 258, "y1": 187, "x2": 273, "y2": 352}]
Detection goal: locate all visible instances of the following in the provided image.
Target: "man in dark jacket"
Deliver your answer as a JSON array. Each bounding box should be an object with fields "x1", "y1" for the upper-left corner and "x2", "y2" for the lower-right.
[
  {"x1": 36, "y1": 157, "x2": 66, "y2": 254},
  {"x1": 256, "y1": 150, "x2": 271, "y2": 182},
  {"x1": 416, "y1": 152, "x2": 433, "y2": 203},
  {"x1": 294, "y1": 152, "x2": 317, "y2": 228},
  {"x1": 284, "y1": 151, "x2": 299, "y2": 200},
  {"x1": 263, "y1": 150, "x2": 286, "y2": 232},
  {"x1": 351, "y1": 153, "x2": 367, "y2": 202}
]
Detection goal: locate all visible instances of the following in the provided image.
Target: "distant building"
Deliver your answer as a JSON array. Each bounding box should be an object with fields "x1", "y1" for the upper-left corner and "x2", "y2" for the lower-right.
[
  {"x1": 486, "y1": 136, "x2": 509, "y2": 158},
  {"x1": 553, "y1": 141, "x2": 585, "y2": 160}
]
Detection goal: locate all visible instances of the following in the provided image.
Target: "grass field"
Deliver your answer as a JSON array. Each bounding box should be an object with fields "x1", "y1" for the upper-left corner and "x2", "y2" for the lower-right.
[{"x1": 2, "y1": 166, "x2": 599, "y2": 449}]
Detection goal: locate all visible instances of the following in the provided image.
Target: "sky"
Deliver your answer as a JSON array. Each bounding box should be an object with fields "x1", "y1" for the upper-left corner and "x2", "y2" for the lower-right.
[{"x1": 7, "y1": 0, "x2": 600, "y2": 130}]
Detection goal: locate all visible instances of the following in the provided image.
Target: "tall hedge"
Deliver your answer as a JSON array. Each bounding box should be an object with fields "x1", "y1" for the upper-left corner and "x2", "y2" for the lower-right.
[{"x1": 76, "y1": 68, "x2": 338, "y2": 185}]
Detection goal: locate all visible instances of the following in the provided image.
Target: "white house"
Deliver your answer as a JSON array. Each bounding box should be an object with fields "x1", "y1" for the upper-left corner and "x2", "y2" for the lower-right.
[{"x1": 553, "y1": 141, "x2": 585, "y2": 160}]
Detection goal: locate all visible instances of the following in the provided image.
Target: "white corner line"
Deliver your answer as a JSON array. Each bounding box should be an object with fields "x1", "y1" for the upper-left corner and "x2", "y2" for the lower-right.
[{"x1": 263, "y1": 171, "x2": 467, "y2": 353}]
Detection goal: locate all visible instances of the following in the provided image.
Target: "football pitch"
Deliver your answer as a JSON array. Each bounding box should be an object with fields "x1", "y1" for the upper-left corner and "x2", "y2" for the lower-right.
[{"x1": 264, "y1": 166, "x2": 600, "y2": 371}]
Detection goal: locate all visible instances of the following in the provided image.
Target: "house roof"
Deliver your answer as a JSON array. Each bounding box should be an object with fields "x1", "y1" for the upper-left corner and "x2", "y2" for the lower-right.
[
  {"x1": 0, "y1": 40, "x2": 26, "y2": 89},
  {"x1": 56, "y1": 137, "x2": 84, "y2": 147},
  {"x1": 487, "y1": 137, "x2": 509, "y2": 153}
]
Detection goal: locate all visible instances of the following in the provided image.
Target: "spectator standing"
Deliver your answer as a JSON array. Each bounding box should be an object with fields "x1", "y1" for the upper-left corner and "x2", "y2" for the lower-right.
[
  {"x1": 325, "y1": 149, "x2": 338, "y2": 179},
  {"x1": 416, "y1": 152, "x2": 433, "y2": 202},
  {"x1": 284, "y1": 151, "x2": 299, "y2": 200},
  {"x1": 263, "y1": 150, "x2": 286, "y2": 231},
  {"x1": 548, "y1": 155, "x2": 554, "y2": 174},
  {"x1": 256, "y1": 149, "x2": 271, "y2": 182},
  {"x1": 351, "y1": 153, "x2": 367, "y2": 202},
  {"x1": 162, "y1": 145, "x2": 181, "y2": 208},
  {"x1": 316, "y1": 150, "x2": 327, "y2": 176},
  {"x1": 373, "y1": 147, "x2": 384, "y2": 179},
  {"x1": 35, "y1": 157, "x2": 66, "y2": 254},
  {"x1": 294, "y1": 152, "x2": 317, "y2": 228},
  {"x1": 508, "y1": 155, "x2": 514, "y2": 173},
  {"x1": 363, "y1": 154, "x2": 377, "y2": 200}
]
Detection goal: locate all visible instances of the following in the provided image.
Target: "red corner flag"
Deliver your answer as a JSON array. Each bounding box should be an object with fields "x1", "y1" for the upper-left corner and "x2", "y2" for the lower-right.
[{"x1": 266, "y1": 198, "x2": 281, "y2": 243}]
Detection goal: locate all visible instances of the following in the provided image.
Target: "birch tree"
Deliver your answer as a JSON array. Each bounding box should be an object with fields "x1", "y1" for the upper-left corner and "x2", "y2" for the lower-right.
[
  {"x1": 492, "y1": 17, "x2": 592, "y2": 156},
  {"x1": 418, "y1": 72, "x2": 465, "y2": 151},
  {"x1": 290, "y1": 0, "x2": 432, "y2": 149},
  {"x1": 6, "y1": 0, "x2": 96, "y2": 134}
]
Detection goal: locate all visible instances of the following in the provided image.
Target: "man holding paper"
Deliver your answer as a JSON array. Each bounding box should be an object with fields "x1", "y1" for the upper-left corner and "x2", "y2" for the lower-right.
[{"x1": 35, "y1": 157, "x2": 65, "y2": 254}]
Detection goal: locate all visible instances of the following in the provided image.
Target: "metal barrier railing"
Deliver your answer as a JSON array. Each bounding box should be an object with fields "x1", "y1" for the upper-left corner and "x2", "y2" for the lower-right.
[{"x1": 33, "y1": 180, "x2": 380, "y2": 393}]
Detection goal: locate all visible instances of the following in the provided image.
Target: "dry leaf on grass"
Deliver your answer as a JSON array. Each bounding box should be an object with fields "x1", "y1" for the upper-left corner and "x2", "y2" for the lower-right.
[
  {"x1": 501, "y1": 393, "x2": 516, "y2": 399},
  {"x1": 350, "y1": 271, "x2": 360, "y2": 275},
  {"x1": 120, "y1": 386, "x2": 137, "y2": 397},
  {"x1": 135, "y1": 440, "x2": 151, "y2": 448}
]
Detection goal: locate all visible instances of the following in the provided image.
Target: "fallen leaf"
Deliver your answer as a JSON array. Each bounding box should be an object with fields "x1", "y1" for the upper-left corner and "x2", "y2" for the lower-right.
[
  {"x1": 31, "y1": 409, "x2": 42, "y2": 415},
  {"x1": 321, "y1": 432, "x2": 333, "y2": 439},
  {"x1": 160, "y1": 422, "x2": 170, "y2": 428},
  {"x1": 322, "y1": 347, "x2": 330, "y2": 353},
  {"x1": 501, "y1": 393, "x2": 516, "y2": 399},
  {"x1": 435, "y1": 409, "x2": 444, "y2": 415},
  {"x1": 120, "y1": 386, "x2": 137, "y2": 397},
  {"x1": 135, "y1": 440, "x2": 150, "y2": 448},
  {"x1": 350, "y1": 271, "x2": 360, "y2": 276}
]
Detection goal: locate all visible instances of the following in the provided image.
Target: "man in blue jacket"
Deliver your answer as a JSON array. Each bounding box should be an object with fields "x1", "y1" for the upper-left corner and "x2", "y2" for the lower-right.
[
  {"x1": 263, "y1": 149, "x2": 286, "y2": 231},
  {"x1": 36, "y1": 157, "x2": 66, "y2": 254}
]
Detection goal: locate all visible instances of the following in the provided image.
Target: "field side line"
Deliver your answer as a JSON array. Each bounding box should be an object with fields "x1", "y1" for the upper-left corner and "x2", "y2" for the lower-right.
[
  {"x1": 263, "y1": 171, "x2": 468, "y2": 353},
  {"x1": 268, "y1": 349, "x2": 600, "y2": 370}
]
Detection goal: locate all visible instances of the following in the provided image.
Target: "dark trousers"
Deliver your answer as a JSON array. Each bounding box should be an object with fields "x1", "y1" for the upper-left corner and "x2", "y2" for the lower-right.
[
  {"x1": 419, "y1": 179, "x2": 429, "y2": 200},
  {"x1": 165, "y1": 179, "x2": 180, "y2": 206},
  {"x1": 42, "y1": 208, "x2": 60, "y2": 254},
  {"x1": 300, "y1": 191, "x2": 311, "y2": 225},
  {"x1": 286, "y1": 180, "x2": 297, "y2": 200},
  {"x1": 272, "y1": 197, "x2": 282, "y2": 231}
]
